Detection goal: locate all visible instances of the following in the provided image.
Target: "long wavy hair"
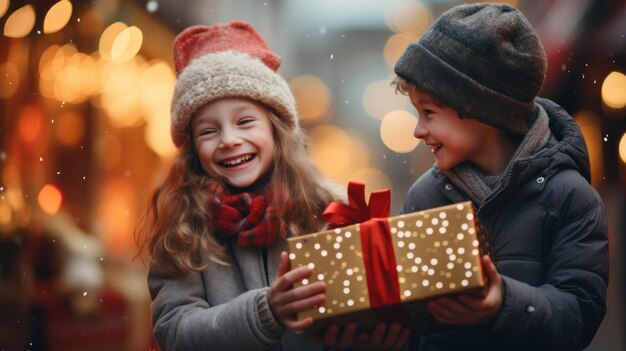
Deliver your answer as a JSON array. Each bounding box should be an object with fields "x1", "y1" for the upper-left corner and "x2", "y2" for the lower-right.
[{"x1": 135, "y1": 108, "x2": 342, "y2": 276}]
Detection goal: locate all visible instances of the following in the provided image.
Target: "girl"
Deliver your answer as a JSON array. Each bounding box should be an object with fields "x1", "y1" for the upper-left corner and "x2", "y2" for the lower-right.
[{"x1": 135, "y1": 20, "x2": 410, "y2": 351}]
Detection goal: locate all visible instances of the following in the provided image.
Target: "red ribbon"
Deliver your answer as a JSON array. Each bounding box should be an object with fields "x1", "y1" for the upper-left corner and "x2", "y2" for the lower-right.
[{"x1": 322, "y1": 181, "x2": 401, "y2": 308}]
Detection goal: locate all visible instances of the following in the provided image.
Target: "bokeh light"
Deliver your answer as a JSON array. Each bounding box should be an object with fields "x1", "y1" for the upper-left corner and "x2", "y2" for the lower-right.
[
  {"x1": 309, "y1": 125, "x2": 371, "y2": 183},
  {"x1": 79, "y1": 52, "x2": 99, "y2": 96},
  {"x1": 99, "y1": 22, "x2": 128, "y2": 59},
  {"x1": 97, "y1": 179, "x2": 135, "y2": 254},
  {"x1": 38, "y1": 45, "x2": 61, "y2": 80},
  {"x1": 17, "y1": 105, "x2": 43, "y2": 143},
  {"x1": 39, "y1": 44, "x2": 83, "y2": 101},
  {"x1": 3, "y1": 4, "x2": 35, "y2": 38},
  {"x1": 0, "y1": 0, "x2": 9, "y2": 18},
  {"x1": 111, "y1": 25, "x2": 143, "y2": 63},
  {"x1": 290, "y1": 75, "x2": 331, "y2": 122},
  {"x1": 380, "y1": 110, "x2": 419, "y2": 153},
  {"x1": 98, "y1": 57, "x2": 144, "y2": 127},
  {"x1": 54, "y1": 52, "x2": 88, "y2": 103},
  {"x1": 574, "y1": 111, "x2": 604, "y2": 187},
  {"x1": 619, "y1": 132, "x2": 626, "y2": 164},
  {"x1": 384, "y1": 0, "x2": 433, "y2": 35},
  {"x1": 38, "y1": 184, "x2": 63, "y2": 215},
  {"x1": 601, "y1": 71, "x2": 626, "y2": 109},
  {"x1": 43, "y1": 0, "x2": 73, "y2": 34},
  {"x1": 140, "y1": 59, "x2": 177, "y2": 157},
  {"x1": 309, "y1": 125, "x2": 352, "y2": 180},
  {"x1": 363, "y1": 80, "x2": 408, "y2": 120},
  {"x1": 0, "y1": 61, "x2": 19, "y2": 98},
  {"x1": 138, "y1": 60, "x2": 175, "y2": 119},
  {"x1": 383, "y1": 33, "x2": 418, "y2": 69},
  {"x1": 144, "y1": 112, "x2": 176, "y2": 157}
]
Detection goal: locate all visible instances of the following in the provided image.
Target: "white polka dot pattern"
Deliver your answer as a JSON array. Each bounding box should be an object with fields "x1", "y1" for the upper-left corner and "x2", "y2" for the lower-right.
[{"x1": 287, "y1": 201, "x2": 486, "y2": 328}]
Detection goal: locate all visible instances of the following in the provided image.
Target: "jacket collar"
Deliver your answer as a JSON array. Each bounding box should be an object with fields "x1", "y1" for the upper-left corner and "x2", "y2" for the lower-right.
[{"x1": 432, "y1": 97, "x2": 591, "y2": 208}]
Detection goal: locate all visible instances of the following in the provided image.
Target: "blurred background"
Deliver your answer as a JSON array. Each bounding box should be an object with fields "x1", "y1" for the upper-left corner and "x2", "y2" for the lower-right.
[{"x1": 0, "y1": 0, "x2": 624, "y2": 350}]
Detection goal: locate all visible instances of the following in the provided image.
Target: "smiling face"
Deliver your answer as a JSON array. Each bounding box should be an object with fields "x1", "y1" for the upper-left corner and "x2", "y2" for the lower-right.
[
  {"x1": 191, "y1": 98, "x2": 276, "y2": 188},
  {"x1": 409, "y1": 89, "x2": 495, "y2": 172}
]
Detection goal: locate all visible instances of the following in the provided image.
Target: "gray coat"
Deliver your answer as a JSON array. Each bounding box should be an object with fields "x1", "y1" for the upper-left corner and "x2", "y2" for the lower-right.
[
  {"x1": 403, "y1": 98, "x2": 609, "y2": 351},
  {"x1": 148, "y1": 239, "x2": 324, "y2": 351}
]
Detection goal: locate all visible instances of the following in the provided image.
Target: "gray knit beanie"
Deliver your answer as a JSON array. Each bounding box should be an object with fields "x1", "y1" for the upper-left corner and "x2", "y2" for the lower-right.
[{"x1": 394, "y1": 3, "x2": 547, "y2": 135}]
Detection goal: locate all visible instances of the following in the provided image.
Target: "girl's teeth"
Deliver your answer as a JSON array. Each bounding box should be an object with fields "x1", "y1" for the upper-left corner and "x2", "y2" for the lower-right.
[{"x1": 223, "y1": 154, "x2": 253, "y2": 166}]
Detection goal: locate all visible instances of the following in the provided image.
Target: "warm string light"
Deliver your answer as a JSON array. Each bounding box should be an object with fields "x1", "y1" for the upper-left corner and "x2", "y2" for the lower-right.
[
  {"x1": 3, "y1": 1, "x2": 74, "y2": 38},
  {"x1": 619, "y1": 132, "x2": 626, "y2": 164},
  {"x1": 38, "y1": 184, "x2": 63, "y2": 215},
  {"x1": 380, "y1": 110, "x2": 419, "y2": 153},
  {"x1": 290, "y1": 75, "x2": 331, "y2": 122},
  {"x1": 383, "y1": 33, "x2": 418, "y2": 69},
  {"x1": 384, "y1": 0, "x2": 433, "y2": 36},
  {"x1": 3, "y1": 4, "x2": 35, "y2": 38},
  {"x1": 35, "y1": 23, "x2": 176, "y2": 158},
  {"x1": 43, "y1": 0, "x2": 73, "y2": 34},
  {"x1": 362, "y1": 80, "x2": 408, "y2": 120},
  {"x1": 601, "y1": 71, "x2": 626, "y2": 109},
  {"x1": 0, "y1": 0, "x2": 9, "y2": 18}
]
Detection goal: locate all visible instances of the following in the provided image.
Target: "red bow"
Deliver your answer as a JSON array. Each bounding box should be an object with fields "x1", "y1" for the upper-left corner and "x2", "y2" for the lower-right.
[
  {"x1": 322, "y1": 181, "x2": 401, "y2": 310},
  {"x1": 322, "y1": 182, "x2": 390, "y2": 227}
]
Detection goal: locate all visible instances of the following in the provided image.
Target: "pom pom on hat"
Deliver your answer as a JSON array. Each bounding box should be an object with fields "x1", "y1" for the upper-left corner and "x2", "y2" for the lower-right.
[
  {"x1": 170, "y1": 20, "x2": 298, "y2": 147},
  {"x1": 394, "y1": 3, "x2": 547, "y2": 135}
]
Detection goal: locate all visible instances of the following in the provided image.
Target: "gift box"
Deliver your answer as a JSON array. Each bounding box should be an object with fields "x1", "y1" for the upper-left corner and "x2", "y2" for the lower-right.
[{"x1": 287, "y1": 182, "x2": 488, "y2": 335}]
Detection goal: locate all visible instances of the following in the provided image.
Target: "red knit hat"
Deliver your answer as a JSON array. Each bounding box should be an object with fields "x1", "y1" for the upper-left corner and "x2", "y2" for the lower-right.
[{"x1": 170, "y1": 20, "x2": 298, "y2": 147}]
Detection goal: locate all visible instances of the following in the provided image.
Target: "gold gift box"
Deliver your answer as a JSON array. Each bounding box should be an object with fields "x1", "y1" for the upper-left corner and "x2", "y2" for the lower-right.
[{"x1": 287, "y1": 201, "x2": 487, "y2": 334}]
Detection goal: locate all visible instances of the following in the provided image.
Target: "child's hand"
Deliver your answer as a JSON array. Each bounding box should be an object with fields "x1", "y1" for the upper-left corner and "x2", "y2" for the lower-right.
[
  {"x1": 310, "y1": 322, "x2": 410, "y2": 350},
  {"x1": 427, "y1": 255, "x2": 502, "y2": 325},
  {"x1": 267, "y1": 251, "x2": 326, "y2": 331}
]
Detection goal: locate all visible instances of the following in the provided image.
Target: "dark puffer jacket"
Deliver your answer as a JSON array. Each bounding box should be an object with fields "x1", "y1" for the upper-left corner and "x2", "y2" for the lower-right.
[{"x1": 403, "y1": 98, "x2": 608, "y2": 351}]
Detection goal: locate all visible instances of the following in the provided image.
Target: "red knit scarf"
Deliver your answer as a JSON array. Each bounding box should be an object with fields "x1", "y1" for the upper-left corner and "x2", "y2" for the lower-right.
[{"x1": 208, "y1": 181, "x2": 285, "y2": 247}]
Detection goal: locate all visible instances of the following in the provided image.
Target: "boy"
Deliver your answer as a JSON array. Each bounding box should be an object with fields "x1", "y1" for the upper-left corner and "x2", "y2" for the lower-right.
[{"x1": 393, "y1": 3, "x2": 608, "y2": 351}]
